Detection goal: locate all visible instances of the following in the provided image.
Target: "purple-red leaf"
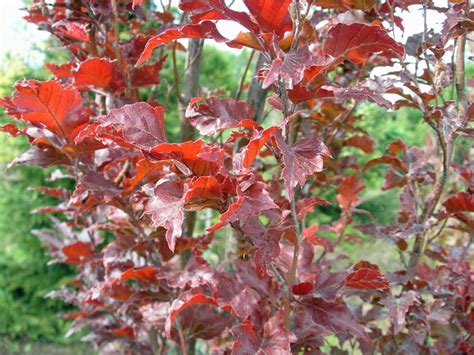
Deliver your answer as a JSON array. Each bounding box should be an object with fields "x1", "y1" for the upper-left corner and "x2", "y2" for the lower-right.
[
  {"x1": 336, "y1": 175, "x2": 365, "y2": 212},
  {"x1": 443, "y1": 192, "x2": 474, "y2": 213},
  {"x1": 231, "y1": 312, "x2": 296, "y2": 354},
  {"x1": 275, "y1": 131, "x2": 331, "y2": 199},
  {"x1": 242, "y1": 217, "x2": 282, "y2": 279},
  {"x1": 243, "y1": 0, "x2": 293, "y2": 37},
  {"x1": 324, "y1": 23, "x2": 404, "y2": 64},
  {"x1": 343, "y1": 135, "x2": 375, "y2": 154},
  {"x1": 345, "y1": 261, "x2": 390, "y2": 292},
  {"x1": 145, "y1": 177, "x2": 185, "y2": 251},
  {"x1": 186, "y1": 96, "x2": 255, "y2": 135},
  {"x1": 302, "y1": 298, "x2": 371, "y2": 343},
  {"x1": 137, "y1": 21, "x2": 228, "y2": 65},
  {"x1": 73, "y1": 57, "x2": 118, "y2": 89},
  {"x1": 208, "y1": 182, "x2": 277, "y2": 232},
  {"x1": 97, "y1": 102, "x2": 166, "y2": 149},
  {"x1": 165, "y1": 288, "x2": 218, "y2": 337},
  {"x1": 380, "y1": 291, "x2": 418, "y2": 334},
  {"x1": 1, "y1": 80, "x2": 85, "y2": 140}
]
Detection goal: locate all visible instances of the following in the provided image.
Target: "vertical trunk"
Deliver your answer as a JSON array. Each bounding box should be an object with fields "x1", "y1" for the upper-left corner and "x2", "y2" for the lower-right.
[
  {"x1": 177, "y1": 39, "x2": 203, "y2": 355},
  {"x1": 246, "y1": 53, "x2": 268, "y2": 123},
  {"x1": 179, "y1": 39, "x2": 203, "y2": 142},
  {"x1": 178, "y1": 38, "x2": 203, "y2": 246}
]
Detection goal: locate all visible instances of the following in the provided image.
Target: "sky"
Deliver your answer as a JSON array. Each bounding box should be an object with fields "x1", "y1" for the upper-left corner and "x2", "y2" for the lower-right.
[{"x1": 0, "y1": 0, "x2": 448, "y2": 64}]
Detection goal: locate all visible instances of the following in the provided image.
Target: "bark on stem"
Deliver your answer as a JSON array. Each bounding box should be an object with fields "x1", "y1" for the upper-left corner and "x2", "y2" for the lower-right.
[
  {"x1": 246, "y1": 53, "x2": 269, "y2": 123},
  {"x1": 405, "y1": 0, "x2": 470, "y2": 275},
  {"x1": 179, "y1": 38, "x2": 203, "y2": 142}
]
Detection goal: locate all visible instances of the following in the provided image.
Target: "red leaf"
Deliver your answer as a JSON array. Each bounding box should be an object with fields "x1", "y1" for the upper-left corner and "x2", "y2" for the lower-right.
[
  {"x1": 333, "y1": 85, "x2": 392, "y2": 109},
  {"x1": 231, "y1": 312, "x2": 296, "y2": 354},
  {"x1": 132, "y1": 0, "x2": 144, "y2": 9},
  {"x1": 346, "y1": 266, "x2": 390, "y2": 292},
  {"x1": 314, "y1": 270, "x2": 347, "y2": 301},
  {"x1": 324, "y1": 23, "x2": 404, "y2": 65},
  {"x1": 184, "y1": 176, "x2": 223, "y2": 211},
  {"x1": 443, "y1": 192, "x2": 474, "y2": 213},
  {"x1": 0, "y1": 123, "x2": 23, "y2": 137},
  {"x1": 120, "y1": 266, "x2": 160, "y2": 283},
  {"x1": 53, "y1": 21, "x2": 90, "y2": 42},
  {"x1": 111, "y1": 327, "x2": 134, "y2": 338},
  {"x1": 186, "y1": 96, "x2": 255, "y2": 135},
  {"x1": 73, "y1": 58, "x2": 118, "y2": 89},
  {"x1": 343, "y1": 135, "x2": 375, "y2": 154},
  {"x1": 3, "y1": 80, "x2": 85, "y2": 140},
  {"x1": 296, "y1": 197, "x2": 331, "y2": 220},
  {"x1": 137, "y1": 21, "x2": 228, "y2": 65},
  {"x1": 243, "y1": 0, "x2": 293, "y2": 37},
  {"x1": 288, "y1": 84, "x2": 334, "y2": 104},
  {"x1": 123, "y1": 158, "x2": 170, "y2": 193},
  {"x1": 237, "y1": 126, "x2": 279, "y2": 169},
  {"x1": 292, "y1": 282, "x2": 314, "y2": 295},
  {"x1": 165, "y1": 289, "x2": 218, "y2": 337},
  {"x1": 8, "y1": 144, "x2": 69, "y2": 168},
  {"x1": 302, "y1": 298, "x2": 371, "y2": 343},
  {"x1": 302, "y1": 224, "x2": 333, "y2": 251},
  {"x1": 181, "y1": 0, "x2": 259, "y2": 34},
  {"x1": 145, "y1": 177, "x2": 185, "y2": 251},
  {"x1": 62, "y1": 241, "x2": 95, "y2": 263},
  {"x1": 208, "y1": 182, "x2": 277, "y2": 232},
  {"x1": 96, "y1": 102, "x2": 166, "y2": 149},
  {"x1": 45, "y1": 62, "x2": 74, "y2": 78},
  {"x1": 275, "y1": 131, "x2": 331, "y2": 199},
  {"x1": 131, "y1": 56, "x2": 167, "y2": 87},
  {"x1": 363, "y1": 155, "x2": 408, "y2": 173},
  {"x1": 388, "y1": 139, "x2": 407, "y2": 156},
  {"x1": 380, "y1": 291, "x2": 418, "y2": 334},
  {"x1": 151, "y1": 140, "x2": 224, "y2": 176},
  {"x1": 336, "y1": 175, "x2": 365, "y2": 211},
  {"x1": 242, "y1": 217, "x2": 282, "y2": 279}
]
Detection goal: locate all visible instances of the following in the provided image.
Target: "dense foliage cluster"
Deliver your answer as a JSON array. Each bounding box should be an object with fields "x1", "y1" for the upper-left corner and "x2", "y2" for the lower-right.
[{"x1": 0, "y1": 0, "x2": 473, "y2": 353}]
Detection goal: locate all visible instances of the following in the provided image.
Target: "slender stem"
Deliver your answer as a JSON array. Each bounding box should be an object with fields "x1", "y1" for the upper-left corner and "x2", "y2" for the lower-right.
[
  {"x1": 172, "y1": 41, "x2": 182, "y2": 104},
  {"x1": 110, "y1": 0, "x2": 130, "y2": 96},
  {"x1": 406, "y1": 126, "x2": 451, "y2": 278},
  {"x1": 235, "y1": 49, "x2": 255, "y2": 101},
  {"x1": 405, "y1": 0, "x2": 469, "y2": 279},
  {"x1": 284, "y1": 196, "x2": 301, "y2": 328},
  {"x1": 176, "y1": 318, "x2": 188, "y2": 355},
  {"x1": 455, "y1": 0, "x2": 470, "y2": 112},
  {"x1": 148, "y1": 328, "x2": 160, "y2": 355},
  {"x1": 421, "y1": 0, "x2": 443, "y2": 107}
]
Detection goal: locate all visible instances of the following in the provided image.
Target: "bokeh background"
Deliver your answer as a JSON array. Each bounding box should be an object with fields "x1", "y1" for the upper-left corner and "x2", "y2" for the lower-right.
[{"x1": 0, "y1": 0, "x2": 472, "y2": 353}]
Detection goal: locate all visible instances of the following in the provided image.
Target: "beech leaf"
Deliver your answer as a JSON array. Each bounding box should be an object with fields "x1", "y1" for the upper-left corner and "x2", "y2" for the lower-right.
[
  {"x1": 145, "y1": 177, "x2": 185, "y2": 251},
  {"x1": 380, "y1": 291, "x2": 418, "y2": 334},
  {"x1": 73, "y1": 57, "x2": 118, "y2": 89},
  {"x1": 137, "y1": 21, "x2": 228, "y2": 65},
  {"x1": 324, "y1": 23, "x2": 404, "y2": 65},
  {"x1": 243, "y1": 0, "x2": 293, "y2": 37},
  {"x1": 336, "y1": 175, "x2": 365, "y2": 211},
  {"x1": 186, "y1": 96, "x2": 255, "y2": 135},
  {"x1": 302, "y1": 298, "x2": 371, "y2": 343},
  {"x1": 208, "y1": 182, "x2": 277, "y2": 232},
  {"x1": 345, "y1": 261, "x2": 390, "y2": 292},
  {"x1": 275, "y1": 131, "x2": 331, "y2": 199},
  {"x1": 98, "y1": 102, "x2": 166, "y2": 149},
  {"x1": 165, "y1": 288, "x2": 218, "y2": 338},
  {"x1": 2, "y1": 80, "x2": 85, "y2": 140}
]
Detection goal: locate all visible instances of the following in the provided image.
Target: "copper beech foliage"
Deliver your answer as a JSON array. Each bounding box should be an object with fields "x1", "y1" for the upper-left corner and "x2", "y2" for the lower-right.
[{"x1": 1, "y1": 0, "x2": 473, "y2": 354}]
